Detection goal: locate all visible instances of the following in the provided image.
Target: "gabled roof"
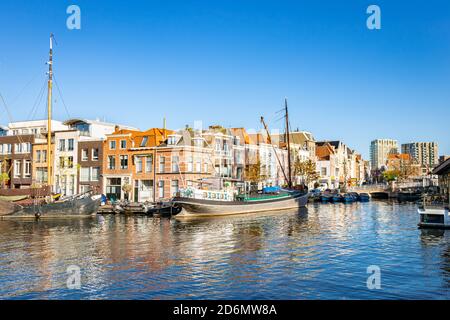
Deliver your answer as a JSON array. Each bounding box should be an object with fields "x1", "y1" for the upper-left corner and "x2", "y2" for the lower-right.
[
  {"x1": 316, "y1": 140, "x2": 342, "y2": 149},
  {"x1": 273, "y1": 131, "x2": 316, "y2": 145},
  {"x1": 230, "y1": 128, "x2": 250, "y2": 145},
  {"x1": 133, "y1": 128, "x2": 175, "y2": 148},
  {"x1": 316, "y1": 142, "x2": 336, "y2": 160}
]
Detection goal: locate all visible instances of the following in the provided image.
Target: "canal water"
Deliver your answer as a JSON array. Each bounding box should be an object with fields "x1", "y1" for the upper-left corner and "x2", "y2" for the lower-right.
[{"x1": 0, "y1": 201, "x2": 449, "y2": 299}]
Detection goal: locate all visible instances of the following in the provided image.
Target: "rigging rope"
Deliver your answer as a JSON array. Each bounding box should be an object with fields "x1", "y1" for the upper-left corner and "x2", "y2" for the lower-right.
[{"x1": 53, "y1": 75, "x2": 71, "y2": 119}]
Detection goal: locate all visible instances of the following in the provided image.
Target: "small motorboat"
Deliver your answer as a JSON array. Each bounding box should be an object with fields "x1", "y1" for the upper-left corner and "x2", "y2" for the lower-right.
[
  {"x1": 349, "y1": 192, "x2": 360, "y2": 201},
  {"x1": 146, "y1": 202, "x2": 182, "y2": 217},
  {"x1": 342, "y1": 193, "x2": 356, "y2": 203},
  {"x1": 321, "y1": 194, "x2": 332, "y2": 202},
  {"x1": 332, "y1": 194, "x2": 343, "y2": 203},
  {"x1": 359, "y1": 193, "x2": 371, "y2": 202}
]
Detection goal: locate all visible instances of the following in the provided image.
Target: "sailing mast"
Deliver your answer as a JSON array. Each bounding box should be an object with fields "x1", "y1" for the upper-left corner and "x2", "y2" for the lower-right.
[
  {"x1": 260, "y1": 116, "x2": 289, "y2": 186},
  {"x1": 47, "y1": 34, "x2": 54, "y2": 190},
  {"x1": 284, "y1": 98, "x2": 293, "y2": 188}
]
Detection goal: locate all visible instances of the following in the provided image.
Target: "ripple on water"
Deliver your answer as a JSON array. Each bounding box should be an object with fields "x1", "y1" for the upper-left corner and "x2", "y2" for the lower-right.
[{"x1": 0, "y1": 202, "x2": 449, "y2": 299}]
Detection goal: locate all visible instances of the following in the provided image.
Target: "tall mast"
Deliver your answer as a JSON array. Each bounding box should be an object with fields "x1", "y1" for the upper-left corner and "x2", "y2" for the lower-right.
[
  {"x1": 47, "y1": 34, "x2": 53, "y2": 189},
  {"x1": 285, "y1": 98, "x2": 292, "y2": 188},
  {"x1": 260, "y1": 116, "x2": 289, "y2": 184}
]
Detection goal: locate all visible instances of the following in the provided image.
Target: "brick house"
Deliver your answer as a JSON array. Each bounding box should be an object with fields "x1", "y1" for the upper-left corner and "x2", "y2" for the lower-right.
[
  {"x1": 0, "y1": 134, "x2": 34, "y2": 190},
  {"x1": 78, "y1": 140, "x2": 103, "y2": 194}
]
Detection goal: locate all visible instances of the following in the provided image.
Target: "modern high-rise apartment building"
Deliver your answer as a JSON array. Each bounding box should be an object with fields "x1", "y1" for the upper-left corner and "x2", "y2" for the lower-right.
[
  {"x1": 401, "y1": 142, "x2": 439, "y2": 169},
  {"x1": 370, "y1": 139, "x2": 399, "y2": 170}
]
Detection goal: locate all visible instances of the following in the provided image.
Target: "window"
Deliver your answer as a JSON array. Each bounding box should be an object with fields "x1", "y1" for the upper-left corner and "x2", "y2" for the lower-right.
[
  {"x1": 80, "y1": 167, "x2": 90, "y2": 182},
  {"x1": 14, "y1": 143, "x2": 22, "y2": 153},
  {"x1": 23, "y1": 143, "x2": 31, "y2": 153},
  {"x1": 24, "y1": 160, "x2": 31, "y2": 178},
  {"x1": 145, "y1": 156, "x2": 152, "y2": 173},
  {"x1": 120, "y1": 140, "x2": 127, "y2": 149},
  {"x1": 187, "y1": 156, "x2": 193, "y2": 172},
  {"x1": 172, "y1": 156, "x2": 179, "y2": 173},
  {"x1": 36, "y1": 168, "x2": 48, "y2": 183},
  {"x1": 59, "y1": 139, "x2": 66, "y2": 152},
  {"x1": 321, "y1": 167, "x2": 327, "y2": 176},
  {"x1": 110, "y1": 140, "x2": 116, "y2": 150},
  {"x1": 42, "y1": 150, "x2": 47, "y2": 162},
  {"x1": 92, "y1": 148, "x2": 99, "y2": 161},
  {"x1": 59, "y1": 157, "x2": 65, "y2": 168},
  {"x1": 106, "y1": 178, "x2": 121, "y2": 201},
  {"x1": 14, "y1": 160, "x2": 21, "y2": 178},
  {"x1": 140, "y1": 136, "x2": 148, "y2": 147},
  {"x1": 159, "y1": 156, "x2": 165, "y2": 173},
  {"x1": 193, "y1": 138, "x2": 203, "y2": 147},
  {"x1": 0, "y1": 144, "x2": 11, "y2": 154},
  {"x1": 171, "y1": 180, "x2": 179, "y2": 196},
  {"x1": 81, "y1": 149, "x2": 88, "y2": 161},
  {"x1": 136, "y1": 156, "x2": 143, "y2": 173},
  {"x1": 67, "y1": 156, "x2": 74, "y2": 168},
  {"x1": 120, "y1": 155, "x2": 128, "y2": 169},
  {"x1": 68, "y1": 175, "x2": 75, "y2": 196},
  {"x1": 158, "y1": 180, "x2": 164, "y2": 198},
  {"x1": 14, "y1": 142, "x2": 31, "y2": 153},
  {"x1": 108, "y1": 156, "x2": 116, "y2": 170},
  {"x1": 195, "y1": 158, "x2": 201, "y2": 173},
  {"x1": 91, "y1": 167, "x2": 100, "y2": 181},
  {"x1": 80, "y1": 185, "x2": 91, "y2": 193},
  {"x1": 204, "y1": 163, "x2": 208, "y2": 173},
  {"x1": 36, "y1": 150, "x2": 42, "y2": 163},
  {"x1": 68, "y1": 139, "x2": 74, "y2": 151}
]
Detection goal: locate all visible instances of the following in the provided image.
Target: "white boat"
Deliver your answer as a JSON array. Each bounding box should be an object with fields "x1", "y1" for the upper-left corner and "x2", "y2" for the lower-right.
[{"x1": 418, "y1": 197, "x2": 450, "y2": 229}]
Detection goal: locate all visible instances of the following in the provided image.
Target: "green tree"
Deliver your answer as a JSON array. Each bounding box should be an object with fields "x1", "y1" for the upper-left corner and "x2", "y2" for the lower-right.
[
  {"x1": 0, "y1": 173, "x2": 10, "y2": 189},
  {"x1": 244, "y1": 159, "x2": 267, "y2": 184},
  {"x1": 293, "y1": 158, "x2": 319, "y2": 185},
  {"x1": 382, "y1": 170, "x2": 399, "y2": 182}
]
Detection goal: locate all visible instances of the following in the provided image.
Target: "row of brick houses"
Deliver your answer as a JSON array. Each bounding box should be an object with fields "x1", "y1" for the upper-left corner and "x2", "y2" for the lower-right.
[{"x1": 0, "y1": 118, "x2": 371, "y2": 201}]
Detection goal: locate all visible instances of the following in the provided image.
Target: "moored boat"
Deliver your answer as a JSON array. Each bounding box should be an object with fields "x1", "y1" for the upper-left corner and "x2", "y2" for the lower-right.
[
  {"x1": 359, "y1": 193, "x2": 371, "y2": 202},
  {"x1": 342, "y1": 193, "x2": 356, "y2": 203},
  {"x1": 349, "y1": 192, "x2": 360, "y2": 201},
  {"x1": 332, "y1": 194, "x2": 343, "y2": 203},
  {"x1": 173, "y1": 188, "x2": 308, "y2": 217},
  {"x1": 147, "y1": 202, "x2": 182, "y2": 217},
  {"x1": 418, "y1": 196, "x2": 450, "y2": 229},
  {"x1": 321, "y1": 194, "x2": 332, "y2": 202},
  {"x1": 0, "y1": 192, "x2": 101, "y2": 219}
]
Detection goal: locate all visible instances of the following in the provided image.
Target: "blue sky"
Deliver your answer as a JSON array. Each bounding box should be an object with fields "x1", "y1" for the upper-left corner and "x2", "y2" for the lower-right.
[{"x1": 0, "y1": 0, "x2": 449, "y2": 158}]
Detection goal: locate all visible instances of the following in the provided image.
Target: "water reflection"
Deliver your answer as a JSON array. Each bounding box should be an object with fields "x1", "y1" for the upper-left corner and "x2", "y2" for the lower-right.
[{"x1": 0, "y1": 202, "x2": 449, "y2": 299}]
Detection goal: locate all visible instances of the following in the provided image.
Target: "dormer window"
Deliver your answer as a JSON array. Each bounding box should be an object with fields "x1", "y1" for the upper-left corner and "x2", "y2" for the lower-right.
[
  {"x1": 140, "y1": 136, "x2": 148, "y2": 147},
  {"x1": 193, "y1": 137, "x2": 203, "y2": 148},
  {"x1": 168, "y1": 135, "x2": 180, "y2": 145}
]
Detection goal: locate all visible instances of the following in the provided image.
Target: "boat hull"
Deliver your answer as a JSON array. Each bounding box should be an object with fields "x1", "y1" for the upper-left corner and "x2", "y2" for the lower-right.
[
  {"x1": 174, "y1": 192, "x2": 308, "y2": 217},
  {"x1": 1, "y1": 195, "x2": 101, "y2": 219}
]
